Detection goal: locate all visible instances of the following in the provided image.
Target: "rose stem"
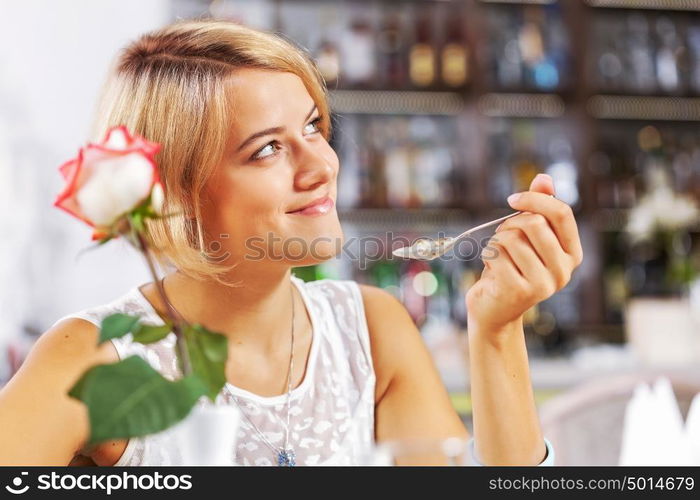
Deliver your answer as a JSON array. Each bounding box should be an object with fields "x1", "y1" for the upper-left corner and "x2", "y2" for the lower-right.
[{"x1": 133, "y1": 227, "x2": 193, "y2": 376}]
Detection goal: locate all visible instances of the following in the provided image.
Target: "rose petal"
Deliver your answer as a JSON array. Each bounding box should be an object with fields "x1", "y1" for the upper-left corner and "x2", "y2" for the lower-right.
[
  {"x1": 54, "y1": 148, "x2": 96, "y2": 227},
  {"x1": 104, "y1": 126, "x2": 129, "y2": 150},
  {"x1": 76, "y1": 151, "x2": 155, "y2": 226},
  {"x1": 150, "y1": 182, "x2": 165, "y2": 215},
  {"x1": 58, "y1": 157, "x2": 79, "y2": 181},
  {"x1": 93, "y1": 125, "x2": 161, "y2": 159}
]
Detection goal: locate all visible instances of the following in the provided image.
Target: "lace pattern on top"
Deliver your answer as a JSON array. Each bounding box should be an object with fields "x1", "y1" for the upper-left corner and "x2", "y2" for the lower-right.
[{"x1": 52, "y1": 276, "x2": 376, "y2": 466}]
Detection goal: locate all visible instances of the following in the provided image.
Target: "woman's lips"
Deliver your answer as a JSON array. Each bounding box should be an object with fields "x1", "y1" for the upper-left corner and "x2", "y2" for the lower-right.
[{"x1": 287, "y1": 196, "x2": 334, "y2": 216}]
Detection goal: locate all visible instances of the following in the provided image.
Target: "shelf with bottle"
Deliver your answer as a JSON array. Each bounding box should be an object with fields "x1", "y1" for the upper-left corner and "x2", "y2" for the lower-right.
[
  {"x1": 588, "y1": 121, "x2": 700, "y2": 213},
  {"x1": 175, "y1": 0, "x2": 575, "y2": 100},
  {"x1": 480, "y1": 117, "x2": 582, "y2": 210},
  {"x1": 478, "y1": 0, "x2": 573, "y2": 95},
  {"x1": 587, "y1": 8, "x2": 700, "y2": 97},
  {"x1": 590, "y1": 121, "x2": 700, "y2": 323},
  {"x1": 333, "y1": 113, "x2": 582, "y2": 217},
  {"x1": 333, "y1": 113, "x2": 477, "y2": 211},
  {"x1": 274, "y1": 0, "x2": 473, "y2": 93}
]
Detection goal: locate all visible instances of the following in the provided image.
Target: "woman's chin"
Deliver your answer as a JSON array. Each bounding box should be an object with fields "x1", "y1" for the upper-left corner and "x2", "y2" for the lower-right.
[
  {"x1": 288, "y1": 254, "x2": 337, "y2": 268},
  {"x1": 279, "y1": 233, "x2": 344, "y2": 266}
]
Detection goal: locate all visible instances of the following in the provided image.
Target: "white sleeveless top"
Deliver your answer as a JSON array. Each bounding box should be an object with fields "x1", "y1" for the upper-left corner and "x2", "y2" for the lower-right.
[{"x1": 52, "y1": 276, "x2": 376, "y2": 466}]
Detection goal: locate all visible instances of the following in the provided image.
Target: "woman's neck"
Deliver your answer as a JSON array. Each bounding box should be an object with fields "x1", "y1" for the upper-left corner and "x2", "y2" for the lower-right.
[{"x1": 151, "y1": 266, "x2": 301, "y2": 356}]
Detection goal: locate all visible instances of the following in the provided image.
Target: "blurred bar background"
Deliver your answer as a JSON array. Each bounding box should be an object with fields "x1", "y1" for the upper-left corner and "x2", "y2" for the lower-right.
[{"x1": 1, "y1": 0, "x2": 700, "y2": 464}]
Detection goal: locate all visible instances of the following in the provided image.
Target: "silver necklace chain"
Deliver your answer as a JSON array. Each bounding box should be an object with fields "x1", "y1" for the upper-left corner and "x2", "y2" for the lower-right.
[
  {"x1": 160, "y1": 276, "x2": 297, "y2": 466},
  {"x1": 228, "y1": 283, "x2": 296, "y2": 465}
]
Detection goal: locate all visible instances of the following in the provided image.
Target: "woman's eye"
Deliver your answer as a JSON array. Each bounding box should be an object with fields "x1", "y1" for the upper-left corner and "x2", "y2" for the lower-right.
[
  {"x1": 250, "y1": 116, "x2": 323, "y2": 161},
  {"x1": 304, "y1": 117, "x2": 322, "y2": 135},
  {"x1": 251, "y1": 142, "x2": 279, "y2": 161}
]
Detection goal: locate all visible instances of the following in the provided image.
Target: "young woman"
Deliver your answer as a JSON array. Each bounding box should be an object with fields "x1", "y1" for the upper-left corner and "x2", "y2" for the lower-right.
[{"x1": 0, "y1": 20, "x2": 582, "y2": 466}]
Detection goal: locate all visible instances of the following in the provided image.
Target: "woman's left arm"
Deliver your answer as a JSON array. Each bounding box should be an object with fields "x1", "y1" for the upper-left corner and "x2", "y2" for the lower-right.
[
  {"x1": 361, "y1": 284, "x2": 470, "y2": 450},
  {"x1": 466, "y1": 174, "x2": 583, "y2": 465}
]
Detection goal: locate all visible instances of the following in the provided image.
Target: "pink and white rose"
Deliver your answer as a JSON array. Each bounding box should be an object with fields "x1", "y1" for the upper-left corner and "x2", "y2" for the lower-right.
[{"x1": 54, "y1": 126, "x2": 163, "y2": 240}]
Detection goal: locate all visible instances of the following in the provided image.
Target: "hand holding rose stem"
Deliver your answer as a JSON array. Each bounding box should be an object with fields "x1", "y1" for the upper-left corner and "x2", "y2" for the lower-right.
[{"x1": 54, "y1": 126, "x2": 228, "y2": 446}]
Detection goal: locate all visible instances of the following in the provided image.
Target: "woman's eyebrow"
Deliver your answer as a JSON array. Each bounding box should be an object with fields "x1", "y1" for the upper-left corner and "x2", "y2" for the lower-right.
[{"x1": 236, "y1": 104, "x2": 318, "y2": 153}]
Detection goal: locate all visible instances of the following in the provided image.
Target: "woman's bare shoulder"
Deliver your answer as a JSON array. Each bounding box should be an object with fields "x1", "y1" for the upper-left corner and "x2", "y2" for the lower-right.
[
  {"x1": 38, "y1": 317, "x2": 120, "y2": 367},
  {"x1": 41, "y1": 319, "x2": 127, "y2": 466},
  {"x1": 357, "y1": 284, "x2": 468, "y2": 442},
  {"x1": 357, "y1": 284, "x2": 422, "y2": 398},
  {"x1": 0, "y1": 318, "x2": 120, "y2": 465}
]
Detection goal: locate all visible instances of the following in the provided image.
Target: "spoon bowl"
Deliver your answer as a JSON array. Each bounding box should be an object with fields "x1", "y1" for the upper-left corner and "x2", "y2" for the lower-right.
[{"x1": 392, "y1": 210, "x2": 524, "y2": 261}]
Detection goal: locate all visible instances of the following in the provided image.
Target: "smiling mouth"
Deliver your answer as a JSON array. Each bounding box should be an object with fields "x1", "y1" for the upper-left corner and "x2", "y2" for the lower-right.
[{"x1": 287, "y1": 196, "x2": 334, "y2": 216}]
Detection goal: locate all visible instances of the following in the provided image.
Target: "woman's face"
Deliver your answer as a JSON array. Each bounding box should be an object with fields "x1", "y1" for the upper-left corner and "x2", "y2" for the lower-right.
[{"x1": 201, "y1": 69, "x2": 343, "y2": 269}]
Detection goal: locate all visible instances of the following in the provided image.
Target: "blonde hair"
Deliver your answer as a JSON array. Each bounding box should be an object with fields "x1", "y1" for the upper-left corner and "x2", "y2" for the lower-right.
[{"x1": 90, "y1": 19, "x2": 331, "y2": 285}]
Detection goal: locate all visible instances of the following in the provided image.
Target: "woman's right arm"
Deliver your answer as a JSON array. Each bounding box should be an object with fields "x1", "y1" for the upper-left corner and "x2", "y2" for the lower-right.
[{"x1": 0, "y1": 318, "x2": 117, "y2": 465}]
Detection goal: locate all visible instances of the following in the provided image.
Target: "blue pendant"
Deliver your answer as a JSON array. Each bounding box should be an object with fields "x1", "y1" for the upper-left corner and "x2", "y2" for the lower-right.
[{"x1": 278, "y1": 449, "x2": 296, "y2": 466}]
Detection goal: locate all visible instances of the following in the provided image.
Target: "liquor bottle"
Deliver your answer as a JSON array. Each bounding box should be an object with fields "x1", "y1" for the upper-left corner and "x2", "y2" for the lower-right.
[
  {"x1": 518, "y1": 7, "x2": 547, "y2": 89},
  {"x1": 595, "y1": 17, "x2": 624, "y2": 92},
  {"x1": 377, "y1": 8, "x2": 407, "y2": 89},
  {"x1": 315, "y1": 5, "x2": 341, "y2": 87},
  {"x1": 545, "y1": 133, "x2": 579, "y2": 207},
  {"x1": 511, "y1": 122, "x2": 541, "y2": 193},
  {"x1": 369, "y1": 259, "x2": 402, "y2": 299},
  {"x1": 400, "y1": 260, "x2": 430, "y2": 327},
  {"x1": 339, "y1": 4, "x2": 377, "y2": 88},
  {"x1": 385, "y1": 119, "x2": 406, "y2": 208},
  {"x1": 655, "y1": 16, "x2": 681, "y2": 93},
  {"x1": 384, "y1": 123, "x2": 412, "y2": 208},
  {"x1": 493, "y1": 9, "x2": 523, "y2": 88},
  {"x1": 316, "y1": 39, "x2": 340, "y2": 88},
  {"x1": 440, "y1": 7, "x2": 470, "y2": 90},
  {"x1": 409, "y1": 116, "x2": 452, "y2": 208},
  {"x1": 357, "y1": 117, "x2": 377, "y2": 207},
  {"x1": 687, "y1": 25, "x2": 700, "y2": 93},
  {"x1": 626, "y1": 13, "x2": 656, "y2": 93},
  {"x1": 409, "y1": 5, "x2": 436, "y2": 88},
  {"x1": 487, "y1": 123, "x2": 515, "y2": 206},
  {"x1": 419, "y1": 263, "x2": 454, "y2": 347},
  {"x1": 336, "y1": 115, "x2": 362, "y2": 209},
  {"x1": 367, "y1": 118, "x2": 388, "y2": 208},
  {"x1": 545, "y1": 4, "x2": 569, "y2": 90}
]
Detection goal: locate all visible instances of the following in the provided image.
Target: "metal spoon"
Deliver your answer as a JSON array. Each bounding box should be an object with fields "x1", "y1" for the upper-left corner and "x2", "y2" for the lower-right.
[{"x1": 392, "y1": 210, "x2": 524, "y2": 261}]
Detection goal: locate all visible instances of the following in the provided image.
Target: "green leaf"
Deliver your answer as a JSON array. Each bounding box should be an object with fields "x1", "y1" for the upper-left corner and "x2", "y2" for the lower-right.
[
  {"x1": 192, "y1": 324, "x2": 228, "y2": 362},
  {"x1": 69, "y1": 355, "x2": 207, "y2": 446},
  {"x1": 130, "y1": 212, "x2": 145, "y2": 233},
  {"x1": 132, "y1": 323, "x2": 173, "y2": 344},
  {"x1": 183, "y1": 324, "x2": 228, "y2": 401},
  {"x1": 149, "y1": 210, "x2": 184, "y2": 221},
  {"x1": 96, "y1": 235, "x2": 114, "y2": 246},
  {"x1": 98, "y1": 313, "x2": 141, "y2": 344}
]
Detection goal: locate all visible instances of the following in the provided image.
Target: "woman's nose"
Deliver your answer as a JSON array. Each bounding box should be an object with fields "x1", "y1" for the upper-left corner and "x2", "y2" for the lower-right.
[{"x1": 293, "y1": 143, "x2": 335, "y2": 191}]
